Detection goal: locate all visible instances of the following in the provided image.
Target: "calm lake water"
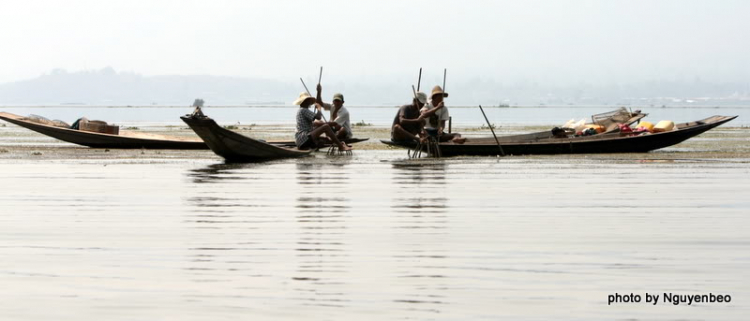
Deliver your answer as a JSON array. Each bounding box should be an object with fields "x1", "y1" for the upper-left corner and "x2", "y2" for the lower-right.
[{"x1": 0, "y1": 152, "x2": 748, "y2": 320}]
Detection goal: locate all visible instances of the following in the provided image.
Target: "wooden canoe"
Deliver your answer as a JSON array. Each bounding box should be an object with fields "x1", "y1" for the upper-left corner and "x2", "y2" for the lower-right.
[
  {"x1": 181, "y1": 114, "x2": 312, "y2": 162},
  {"x1": 382, "y1": 115, "x2": 737, "y2": 156},
  {"x1": 0, "y1": 111, "x2": 208, "y2": 149}
]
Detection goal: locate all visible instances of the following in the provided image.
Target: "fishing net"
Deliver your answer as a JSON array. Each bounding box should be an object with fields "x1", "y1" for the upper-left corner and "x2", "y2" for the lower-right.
[
  {"x1": 24, "y1": 114, "x2": 55, "y2": 126},
  {"x1": 23, "y1": 114, "x2": 70, "y2": 128},
  {"x1": 591, "y1": 107, "x2": 643, "y2": 131},
  {"x1": 51, "y1": 119, "x2": 70, "y2": 128}
]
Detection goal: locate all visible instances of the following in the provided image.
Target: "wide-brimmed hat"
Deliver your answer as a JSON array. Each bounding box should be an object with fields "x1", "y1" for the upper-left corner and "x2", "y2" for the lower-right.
[
  {"x1": 415, "y1": 92, "x2": 428, "y2": 104},
  {"x1": 293, "y1": 92, "x2": 316, "y2": 105},
  {"x1": 333, "y1": 93, "x2": 344, "y2": 102},
  {"x1": 431, "y1": 85, "x2": 449, "y2": 98}
]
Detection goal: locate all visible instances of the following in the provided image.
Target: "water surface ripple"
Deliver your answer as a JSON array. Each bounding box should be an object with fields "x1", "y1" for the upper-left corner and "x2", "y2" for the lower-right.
[{"x1": 0, "y1": 154, "x2": 748, "y2": 320}]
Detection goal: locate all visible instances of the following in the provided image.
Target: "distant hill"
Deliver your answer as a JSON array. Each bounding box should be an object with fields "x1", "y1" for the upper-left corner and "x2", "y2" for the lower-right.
[
  {"x1": 0, "y1": 67, "x2": 296, "y2": 106},
  {"x1": 0, "y1": 67, "x2": 747, "y2": 106}
]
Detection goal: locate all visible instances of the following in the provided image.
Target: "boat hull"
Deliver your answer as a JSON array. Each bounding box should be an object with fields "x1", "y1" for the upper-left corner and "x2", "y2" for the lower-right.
[
  {"x1": 382, "y1": 115, "x2": 737, "y2": 157},
  {"x1": 181, "y1": 115, "x2": 311, "y2": 162},
  {"x1": 0, "y1": 112, "x2": 208, "y2": 149}
]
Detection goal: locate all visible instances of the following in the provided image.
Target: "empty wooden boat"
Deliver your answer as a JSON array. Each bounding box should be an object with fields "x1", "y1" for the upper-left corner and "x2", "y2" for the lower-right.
[
  {"x1": 181, "y1": 114, "x2": 312, "y2": 162},
  {"x1": 0, "y1": 112, "x2": 208, "y2": 149}
]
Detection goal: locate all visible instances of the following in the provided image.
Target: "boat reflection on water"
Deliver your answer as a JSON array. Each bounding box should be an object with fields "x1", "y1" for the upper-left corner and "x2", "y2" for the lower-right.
[
  {"x1": 180, "y1": 161, "x2": 296, "y2": 297},
  {"x1": 388, "y1": 161, "x2": 449, "y2": 312},
  {"x1": 186, "y1": 162, "x2": 269, "y2": 184},
  {"x1": 291, "y1": 163, "x2": 353, "y2": 308},
  {"x1": 390, "y1": 161, "x2": 449, "y2": 217}
]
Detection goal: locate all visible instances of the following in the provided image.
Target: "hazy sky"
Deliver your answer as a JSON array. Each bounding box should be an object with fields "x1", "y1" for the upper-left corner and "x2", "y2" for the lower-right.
[{"x1": 1, "y1": 0, "x2": 748, "y2": 85}]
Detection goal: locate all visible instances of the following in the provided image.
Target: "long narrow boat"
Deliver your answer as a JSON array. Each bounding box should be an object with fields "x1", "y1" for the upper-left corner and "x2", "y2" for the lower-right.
[
  {"x1": 181, "y1": 113, "x2": 311, "y2": 162},
  {"x1": 1, "y1": 111, "x2": 368, "y2": 149},
  {"x1": 0, "y1": 112, "x2": 208, "y2": 149},
  {"x1": 382, "y1": 115, "x2": 737, "y2": 156}
]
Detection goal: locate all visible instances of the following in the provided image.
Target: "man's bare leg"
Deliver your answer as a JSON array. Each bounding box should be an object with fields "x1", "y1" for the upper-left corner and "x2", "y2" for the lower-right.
[
  {"x1": 311, "y1": 124, "x2": 352, "y2": 151},
  {"x1": 392, "y1": 125, "x2": 421, "y2": 142},
  {"x1": 335, "y1": 127, "x2": 350, "y2": 145},
  {"x1": 439, "y1": 132, "x2": 466, "y2": 144}
]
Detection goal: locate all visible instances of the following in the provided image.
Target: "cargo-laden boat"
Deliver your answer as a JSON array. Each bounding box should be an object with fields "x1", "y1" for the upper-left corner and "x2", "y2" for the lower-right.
[
  {"x1": 0, "y1": 111, "x2": 208, "y2": 149},
  {"x1": 382, "y1": 114, "x2": 737, "y2": 157},
  {"x1": 181, "y1": 112, "x2": 312, "y2": 162}
]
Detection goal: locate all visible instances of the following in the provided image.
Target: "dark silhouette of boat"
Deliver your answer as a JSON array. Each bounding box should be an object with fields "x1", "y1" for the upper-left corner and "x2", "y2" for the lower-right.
[
  {"x1": 382, "y1": 115, "x2": 737, "y2": 156},
  {"x1": 181, "y1": 114, "x2": 312, "y2": 162},
  {"x1": 1, "y1": 111, "x2": 367, "y2": 150},
  {"x1": 0, "y1": 112, "x2": 208, "y2": 149}
]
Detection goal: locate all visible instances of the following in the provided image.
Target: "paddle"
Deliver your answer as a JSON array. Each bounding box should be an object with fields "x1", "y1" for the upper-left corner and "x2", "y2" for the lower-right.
[
  {"x1": 417, "y1": 67, "x2": 422, "y2": 91},
  {"x1": 442, "y1": 68, "x2": 447, "y2": 93},
  {"x1": 316, "y1": 67, "x2": 330, "y2": 122},
  {"x1": 318, "y1": 66, "x2": 340, "y2": 121},
  {"x1": 299, "y1": 77, "x2": 328, "y2": 123},
  {"x1": 479, "y1": 104, "x2": 505, "y2": 156}
]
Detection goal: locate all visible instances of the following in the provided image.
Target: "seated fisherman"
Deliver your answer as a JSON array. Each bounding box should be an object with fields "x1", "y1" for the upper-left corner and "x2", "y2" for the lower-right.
[
  {"x1": 315, "y1": 84, "x2": 352, "y2": 140},
  {"x1": 391, "y1": 92, "x2": 428, "y2": 143},
  {"x1": 420, "y1": 86, "x2": 466, "y2": 144},
  {"x1": 293, "y1": 92, "x2": 352, "y2": 152}
]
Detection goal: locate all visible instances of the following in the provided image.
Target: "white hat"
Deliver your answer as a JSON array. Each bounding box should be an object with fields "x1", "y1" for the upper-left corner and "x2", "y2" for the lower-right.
[
  {"x1": 293, "y1": 92, "x2": 315, "y2": 105},
  {"x1": 415, "y1": 92, "x2": 428, "y2": 104}
]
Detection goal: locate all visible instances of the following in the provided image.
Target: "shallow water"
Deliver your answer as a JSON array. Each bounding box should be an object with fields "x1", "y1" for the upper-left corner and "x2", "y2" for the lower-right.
[{"x1": 0, "y1": 152, "x2": 748, "y2": 320}]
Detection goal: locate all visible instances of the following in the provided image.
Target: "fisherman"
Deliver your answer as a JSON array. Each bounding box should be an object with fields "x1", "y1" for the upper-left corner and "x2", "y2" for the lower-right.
[
  {"x1": 315, "y1": 84, "x2": 352, "y2": 140},
  {"x1": 391, "y1": 92, "x2": 429, "y2": 143},
  {"x1": 421, "y1": 85, "x2": 466, "y2": 144},
  {"x1": 293, "y1": 92, "x2": 352, "y2": 152}
]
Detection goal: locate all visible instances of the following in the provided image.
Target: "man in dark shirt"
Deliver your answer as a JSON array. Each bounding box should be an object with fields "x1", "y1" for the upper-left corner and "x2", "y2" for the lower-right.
[{"x1": 391, "y1": 92, "x2": 428, "y2": 142}]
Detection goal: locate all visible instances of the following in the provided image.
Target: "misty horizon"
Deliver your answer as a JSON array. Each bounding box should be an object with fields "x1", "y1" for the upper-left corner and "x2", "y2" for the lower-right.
[
  {"x1": 0, "y1": 66, "x2": 748, "y2": 107},
  {"x1": 1, "y1": 0, "x2": 748, "y2": 106}
]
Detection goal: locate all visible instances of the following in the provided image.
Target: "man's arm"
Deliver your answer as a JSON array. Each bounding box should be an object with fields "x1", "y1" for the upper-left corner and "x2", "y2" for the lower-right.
[
  {"x1": 420, "y1": 102, "x2": 444, "y2": 118},
  {"x1": 331, "y1": 105, "x2": 340, "y2": 121},
  {"x1": 313, "y1": 107, "x2": 322, "y2": 120},
  {"x1": 331, "y1": 108, "x2": 348, "y2": 130},
  {"x1": 315, "y1": 84, "x2": 332, "y2": 111},
  {"x1": 399, "y1": 115, "x2": 424, "y2": 126}
]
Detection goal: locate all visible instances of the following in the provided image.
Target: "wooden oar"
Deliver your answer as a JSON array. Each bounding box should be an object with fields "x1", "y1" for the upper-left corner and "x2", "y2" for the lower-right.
[
  {"x1": 417, "y1": 68, "x2": 422, "y2": 91},
  {"x1": 318, "y1": 66, "x2": 334, "y2": 120},
  {"x1": 299, "y1": 77, "x2": 328, "y2": 122},
  {"x1": 479, "y1": 104, "x2": 505, "y2": 156},
  {"x1": 442, "y1": 68, "x2": 447, "y2": 93}
]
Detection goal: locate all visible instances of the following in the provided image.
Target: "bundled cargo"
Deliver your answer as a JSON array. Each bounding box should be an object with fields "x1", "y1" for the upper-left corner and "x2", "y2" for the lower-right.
[
  {"x1": 76, "y1": 118, "x2": 120, "y2": 135},
  {"x1": 653, "y1": 120, "x2": 675, "y2": 133},
  {"x1": 585, "y1": 124, "x2": 605, "y2": 134},
  {"x1": 636, "y1": 121, "x2": 654, "y2": 132}
]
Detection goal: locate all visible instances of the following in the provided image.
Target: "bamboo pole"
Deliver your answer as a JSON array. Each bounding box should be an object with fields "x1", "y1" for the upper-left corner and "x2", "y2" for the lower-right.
[
  {"x1": 417, "y1": 68, "x2": 422, "y2": 91},
  {"x1": 299, "y1": 77, "x2": 327, "y2": 122},
  {"x1": 479, "y1": 104, "x2": 505, "y2": 156}
]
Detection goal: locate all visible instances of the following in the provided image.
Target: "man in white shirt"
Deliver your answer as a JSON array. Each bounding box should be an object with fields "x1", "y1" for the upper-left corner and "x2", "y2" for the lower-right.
[
  {"x1": 316, "y1": 84, "x2": 352, "y2": 140},
  {"x1": 420, "y1": 85, "x2": 466, "y2": 144}
]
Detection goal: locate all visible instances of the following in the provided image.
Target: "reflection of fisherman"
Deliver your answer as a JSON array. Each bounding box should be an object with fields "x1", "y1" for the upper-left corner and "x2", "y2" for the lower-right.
[
  {"x1": 420, "y1": 86, "x2": 466, "y2": 144},
  {"x1": 293, "y1": 92, "x2": 352, "y2": 152},
  {"x1": 314, "y1": 84, "x2": 352, "y2": 140},
  {"x1": 391, "y1": 92, "x2": 429, "y2": 143}
]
